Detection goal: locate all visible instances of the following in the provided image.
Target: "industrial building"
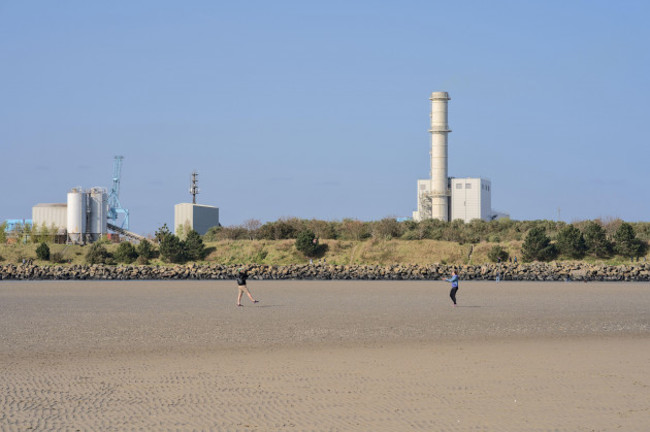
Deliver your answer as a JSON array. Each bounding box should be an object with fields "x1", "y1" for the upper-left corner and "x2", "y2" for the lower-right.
[
  {"x1": 174, "y1": 171, "x2": 220, "y2": 236},
  {"x1": 174, "y1": 203, "x2": 220, "y2": 236},
  {"x1": 29, "y1": 185, "x2": 142, "y2": 244},
  {"x1": 413, "y1": 92, "x2": 506, "y2": 223},
  {"x1": 31, "y1": 187, "x2": 109, "y2": 244},
  {"x1": 32, "y1": 203, "x2": 67, "y2": 234}
]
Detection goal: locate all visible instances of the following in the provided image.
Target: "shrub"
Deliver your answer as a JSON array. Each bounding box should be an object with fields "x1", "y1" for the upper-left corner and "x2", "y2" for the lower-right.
[
  {"x1": 372, "y1": 218, "x2": 404, "y2": 240},
  {"x1": 583, "y1": 221, "x2": 612, "y2": 258},
  {"x1": 114, "y1": 242, "x2": 138, "y2": 264},
  {"x1": 556, "y1": 225, "x2": 586, "y2": 259},
  {"x1": 184, "y1": 229, "x2": 207, "y2": 261},
  {"x1": 159, "y1": 233, "x2": 186, "y2": 263},
  {"x1": 614, "y1": 222, "x2": 645, "y2": 258},
  {"x1": 487, "y1": 245, "x2": 509, "y2": 263},
  {"x1": 155, "y1": 223, "x2": 172, "y2": 244},
  {"x1": 36, "y1": 242, "x2": 50, "y2": 261},
  {"x1": 86, "y1": 242, "x2": 111, "y2": 264},
  {"x1": 295, "y1": 230, "x2": 327, "y2": 258},
  {"x1": 50, "y1": 252, "x2": 66, "y2": 264},
  {"x1": 136, "y1": 255, "x2": 149, "y2": 265},
  {"x1": 521, "y1": 227, "x2": 557, "y2": 262},
  {"x1": 136, "y1": 240, "x2": 154, "y2": 260}
]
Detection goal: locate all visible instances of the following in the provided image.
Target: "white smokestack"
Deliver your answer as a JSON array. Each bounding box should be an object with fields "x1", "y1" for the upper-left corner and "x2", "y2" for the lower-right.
[{"x1": 429, "y1": 91, "x2": 451, "y2": 221}]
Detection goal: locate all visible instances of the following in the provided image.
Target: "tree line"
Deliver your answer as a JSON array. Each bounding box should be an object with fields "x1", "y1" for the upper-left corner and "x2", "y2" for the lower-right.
[
  {"x1": 5, "y1": 218, "x2": 649, "y2": 265},
  {"x1": 202, "y1": 217, "x2": 650, "y2": 245}
]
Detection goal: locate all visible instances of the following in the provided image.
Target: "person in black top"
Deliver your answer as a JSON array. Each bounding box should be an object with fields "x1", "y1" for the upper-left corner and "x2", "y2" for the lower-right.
[{"x1": 236, "y1": 268, "x2": 258, "y2": 307}]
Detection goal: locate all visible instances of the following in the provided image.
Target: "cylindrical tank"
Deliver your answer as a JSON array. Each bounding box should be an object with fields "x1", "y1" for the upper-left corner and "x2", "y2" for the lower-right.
[
  {"x1": 89, "y1": 187, "x2": 108, "y2": 241},
  {"x1": 429, "y1": 91, "x2": 451, "y2": 222},
  {"x1": 67, "y1": 188, "x2": 86, "y2": 244}
]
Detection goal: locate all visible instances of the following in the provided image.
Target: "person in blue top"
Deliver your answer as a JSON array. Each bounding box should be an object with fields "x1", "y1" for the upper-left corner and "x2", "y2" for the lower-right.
[{"x1": 445, "y1": 271, "x2": 459, "y2": 307}]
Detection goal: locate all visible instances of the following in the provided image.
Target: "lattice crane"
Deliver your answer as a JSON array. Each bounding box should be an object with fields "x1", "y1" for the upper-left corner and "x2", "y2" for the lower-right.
[{"x1": 107, "y1": 155, "x2": 130, "y2": 230}]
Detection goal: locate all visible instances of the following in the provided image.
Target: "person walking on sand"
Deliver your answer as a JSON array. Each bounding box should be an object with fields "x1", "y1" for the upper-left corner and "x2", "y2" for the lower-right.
[
  {"x1": 236, "y1": 268, "x2": 258, "y2": 307},
  {"x1": 445, "y1": 271, "x2": 460, "y2": 307}
]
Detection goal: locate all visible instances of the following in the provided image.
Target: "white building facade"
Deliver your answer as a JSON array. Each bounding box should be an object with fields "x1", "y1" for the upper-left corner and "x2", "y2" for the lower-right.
[
  {"x1": 32, "y1": 203, "x2": 68, "y2": 234},
  {"x1": 450, "y1": 177, "x2": 492, "y2": 223},
  {"x1": 174, "y1": 203, "x2": 220, "y2": 236}
]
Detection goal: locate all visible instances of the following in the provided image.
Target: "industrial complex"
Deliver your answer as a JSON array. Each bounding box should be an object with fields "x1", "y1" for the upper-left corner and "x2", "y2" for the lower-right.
[
  {"x1": 413, "y1": 91, "x2": 506, "y2": 222},
  {"x1": 4, "y1": 91, "x2": 503, "y2": 243}
]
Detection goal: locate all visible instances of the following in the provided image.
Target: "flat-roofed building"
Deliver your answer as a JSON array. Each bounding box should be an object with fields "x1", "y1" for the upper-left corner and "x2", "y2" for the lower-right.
[
  {"x1": 32, "y1": 203, "x2": 68, "y2": 234},
  {"x1": 174, "y1": 203, "x2": 220, "y2": 236}
]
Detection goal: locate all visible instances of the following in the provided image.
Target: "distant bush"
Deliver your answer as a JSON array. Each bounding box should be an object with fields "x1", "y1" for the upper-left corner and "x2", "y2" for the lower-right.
[
  {"x1": 114, "y1": 242, "x2": 138, "y2": 264},
  {"x1": 555, "y1": 225, "x2": 586, "y2": 259},
  {"x1": 136, "y1": 240, "x2": 155, "y2": 260},
  {"x1": 295, "y1": 230, "x2": 327, "y2": 258},
  {"x1": 487, "y1": 245, "x2": 509, "y2": 263},
  {"x1": 582, "y1": 221, "x2": 613, "y2": 258},
  {"x1": 159, "y1": 233, "x2": 186, "y2": 263},
  {"x1": 521, "y1": 227, "x2": 557, "y2": 262},
  {"x1": 372, "y1": 218, "x2": 404, "y2": 240},
  {"x1": 86, "y1": 243, "x2": 111, "y2": 264},
  {"x1": 36, "y1": 242, "x2": 50, "y2": 261},
  {"x1": 50, "y1": 252, "x2": 66, "y2": 264},
  {"x1": 184, "y1": 229, "x2": 207, "y2": 261},
  {"x1": 614, "y1": 222, "x2": 646, "y2": 258}
]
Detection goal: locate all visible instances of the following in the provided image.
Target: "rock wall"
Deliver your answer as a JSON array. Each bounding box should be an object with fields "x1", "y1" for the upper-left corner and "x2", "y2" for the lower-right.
[{"x1": 1, "y1": 262, "x2": 649, "y2": 281}]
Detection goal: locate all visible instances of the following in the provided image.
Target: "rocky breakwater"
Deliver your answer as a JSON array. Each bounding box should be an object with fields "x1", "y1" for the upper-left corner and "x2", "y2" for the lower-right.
[{"x1": 1, "y1": 262, "x2": 649, "y2": 281}]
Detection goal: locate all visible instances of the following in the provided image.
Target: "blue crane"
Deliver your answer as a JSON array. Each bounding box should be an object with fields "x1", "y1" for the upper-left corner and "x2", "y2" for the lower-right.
[{"x1": 107, "y1": 155, "x2": 130, "y2": 230}]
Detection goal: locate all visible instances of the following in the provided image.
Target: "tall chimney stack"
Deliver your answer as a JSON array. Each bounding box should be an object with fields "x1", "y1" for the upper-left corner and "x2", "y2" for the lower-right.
[{"x1": 429, "y1": 91, "x2": 451, "y2": 221}]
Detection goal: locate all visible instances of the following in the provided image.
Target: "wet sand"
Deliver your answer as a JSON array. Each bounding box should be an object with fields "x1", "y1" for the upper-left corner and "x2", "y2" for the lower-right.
[{"x1": 1, "y1": 280, "x2": 649, "y2": 431}]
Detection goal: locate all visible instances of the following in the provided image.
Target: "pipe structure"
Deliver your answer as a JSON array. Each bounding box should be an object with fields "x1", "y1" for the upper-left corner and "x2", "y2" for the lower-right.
[{"x1": 429, "y1": 91, "x2": 451, "y2": 221}]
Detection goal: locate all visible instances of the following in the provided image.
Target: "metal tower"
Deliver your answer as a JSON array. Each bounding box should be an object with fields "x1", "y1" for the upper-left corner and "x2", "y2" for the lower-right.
[
  {"x1": 189, "y1": 171, "x2": 199, "y2": 204},
  {"x1": 107, "y1": 155, "x2": 130, "y2": 229}
]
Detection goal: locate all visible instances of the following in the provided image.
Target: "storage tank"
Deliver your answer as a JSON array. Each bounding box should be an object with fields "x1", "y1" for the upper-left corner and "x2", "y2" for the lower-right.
[
  {"x1": 67, "y1": 188, "x2": 86, "y2": 244},
  {"x1": 89, "y1": 187, "x2": 108, "y2": 241}
]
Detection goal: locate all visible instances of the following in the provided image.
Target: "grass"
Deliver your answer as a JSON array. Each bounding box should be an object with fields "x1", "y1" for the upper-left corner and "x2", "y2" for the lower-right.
[{"x1": 1, "y1": 239, "x2": 647, "y2": 266}]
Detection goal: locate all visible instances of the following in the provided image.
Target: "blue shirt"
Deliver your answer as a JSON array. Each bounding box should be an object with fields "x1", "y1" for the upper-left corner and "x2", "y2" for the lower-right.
[{"x1": 446, "y1": 274, "x2": 459, "y2": 288}]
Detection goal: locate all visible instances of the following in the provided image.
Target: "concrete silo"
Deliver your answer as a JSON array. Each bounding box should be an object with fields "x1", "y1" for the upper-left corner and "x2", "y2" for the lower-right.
[
  {"x1": 89, "y1": 187, "x2": 108, "y2": 241},
  {"x1": 67, "y1": 188, "x2": 86, "y2": 244}
]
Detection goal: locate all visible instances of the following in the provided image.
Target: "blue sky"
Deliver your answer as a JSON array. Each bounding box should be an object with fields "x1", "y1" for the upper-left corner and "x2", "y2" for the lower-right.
[{"x1": 1, "y1": 1, "x2": 649, "y2": 235}]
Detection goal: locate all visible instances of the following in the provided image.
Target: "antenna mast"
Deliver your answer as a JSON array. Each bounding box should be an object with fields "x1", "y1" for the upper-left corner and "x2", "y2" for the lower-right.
[{"x1": 190, "y1": 171, "x2": 199, "y2": 204}]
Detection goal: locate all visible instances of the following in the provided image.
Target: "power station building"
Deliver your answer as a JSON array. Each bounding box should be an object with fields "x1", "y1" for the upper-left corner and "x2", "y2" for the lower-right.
[
  {"x1": 413, "y1": 92, "x2": 500, "y2": 223},
  {"x1": 174, "y1": 203, "x2": 220, "y2": 236}
]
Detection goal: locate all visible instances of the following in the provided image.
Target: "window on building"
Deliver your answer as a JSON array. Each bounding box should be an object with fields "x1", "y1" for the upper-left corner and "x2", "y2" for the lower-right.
[
  {"x1": 465, "y1": 183, "x2": 471, "y2": 189},
  {"x1": 456, "y1": 184, "x2": 462, "y2": 189}
]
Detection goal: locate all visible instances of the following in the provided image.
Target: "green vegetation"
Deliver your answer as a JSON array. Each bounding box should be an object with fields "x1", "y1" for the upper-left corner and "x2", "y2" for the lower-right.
[
  {"x1": 582, "y1": 221, "x2": 613, "y2": 258},
  {"x1": 613, "y1": 222, "x2": 647, "y2": 259},
  {"x1": 86, "y1": 242, "x2": 111, "y2": 265},
  {"x1": 36, "y1": 242, "x2": 50, "y2": 261},
  {"x1": 487, "y1": 245, "x2": 509, "y2": 263},
  {"x1": 114, "y1": 242, "x2": 138, "y2": 264},
  {"x1": 184, "y1": 229, "x2": 207, "y2": 261},
  {"x1": 555, "y1": 225, "x2": 586, "y2": 259},
  {"x1": 136, "y1": 239, "x2": 154, "y2": 261},
  {"x1": 295, "y1": 230, "x2": 327, "y2": 258},
  {"x1": 1, "y1": 218, "x2": 648, "y2": 266},
  {"x1": 521, "y1": 227, "x2": 557, "y2": 262}
]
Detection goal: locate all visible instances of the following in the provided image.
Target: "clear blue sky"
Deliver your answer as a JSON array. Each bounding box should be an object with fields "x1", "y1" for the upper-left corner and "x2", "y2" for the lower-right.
[{"x1": 1, "y1": 1, "x2": 649, "y2": 235}]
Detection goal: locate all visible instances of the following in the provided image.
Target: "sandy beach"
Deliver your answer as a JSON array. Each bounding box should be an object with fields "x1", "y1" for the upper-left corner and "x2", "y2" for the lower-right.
[{"x1": 1, "y1": 280, "x2": 648, "y2": 431}]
